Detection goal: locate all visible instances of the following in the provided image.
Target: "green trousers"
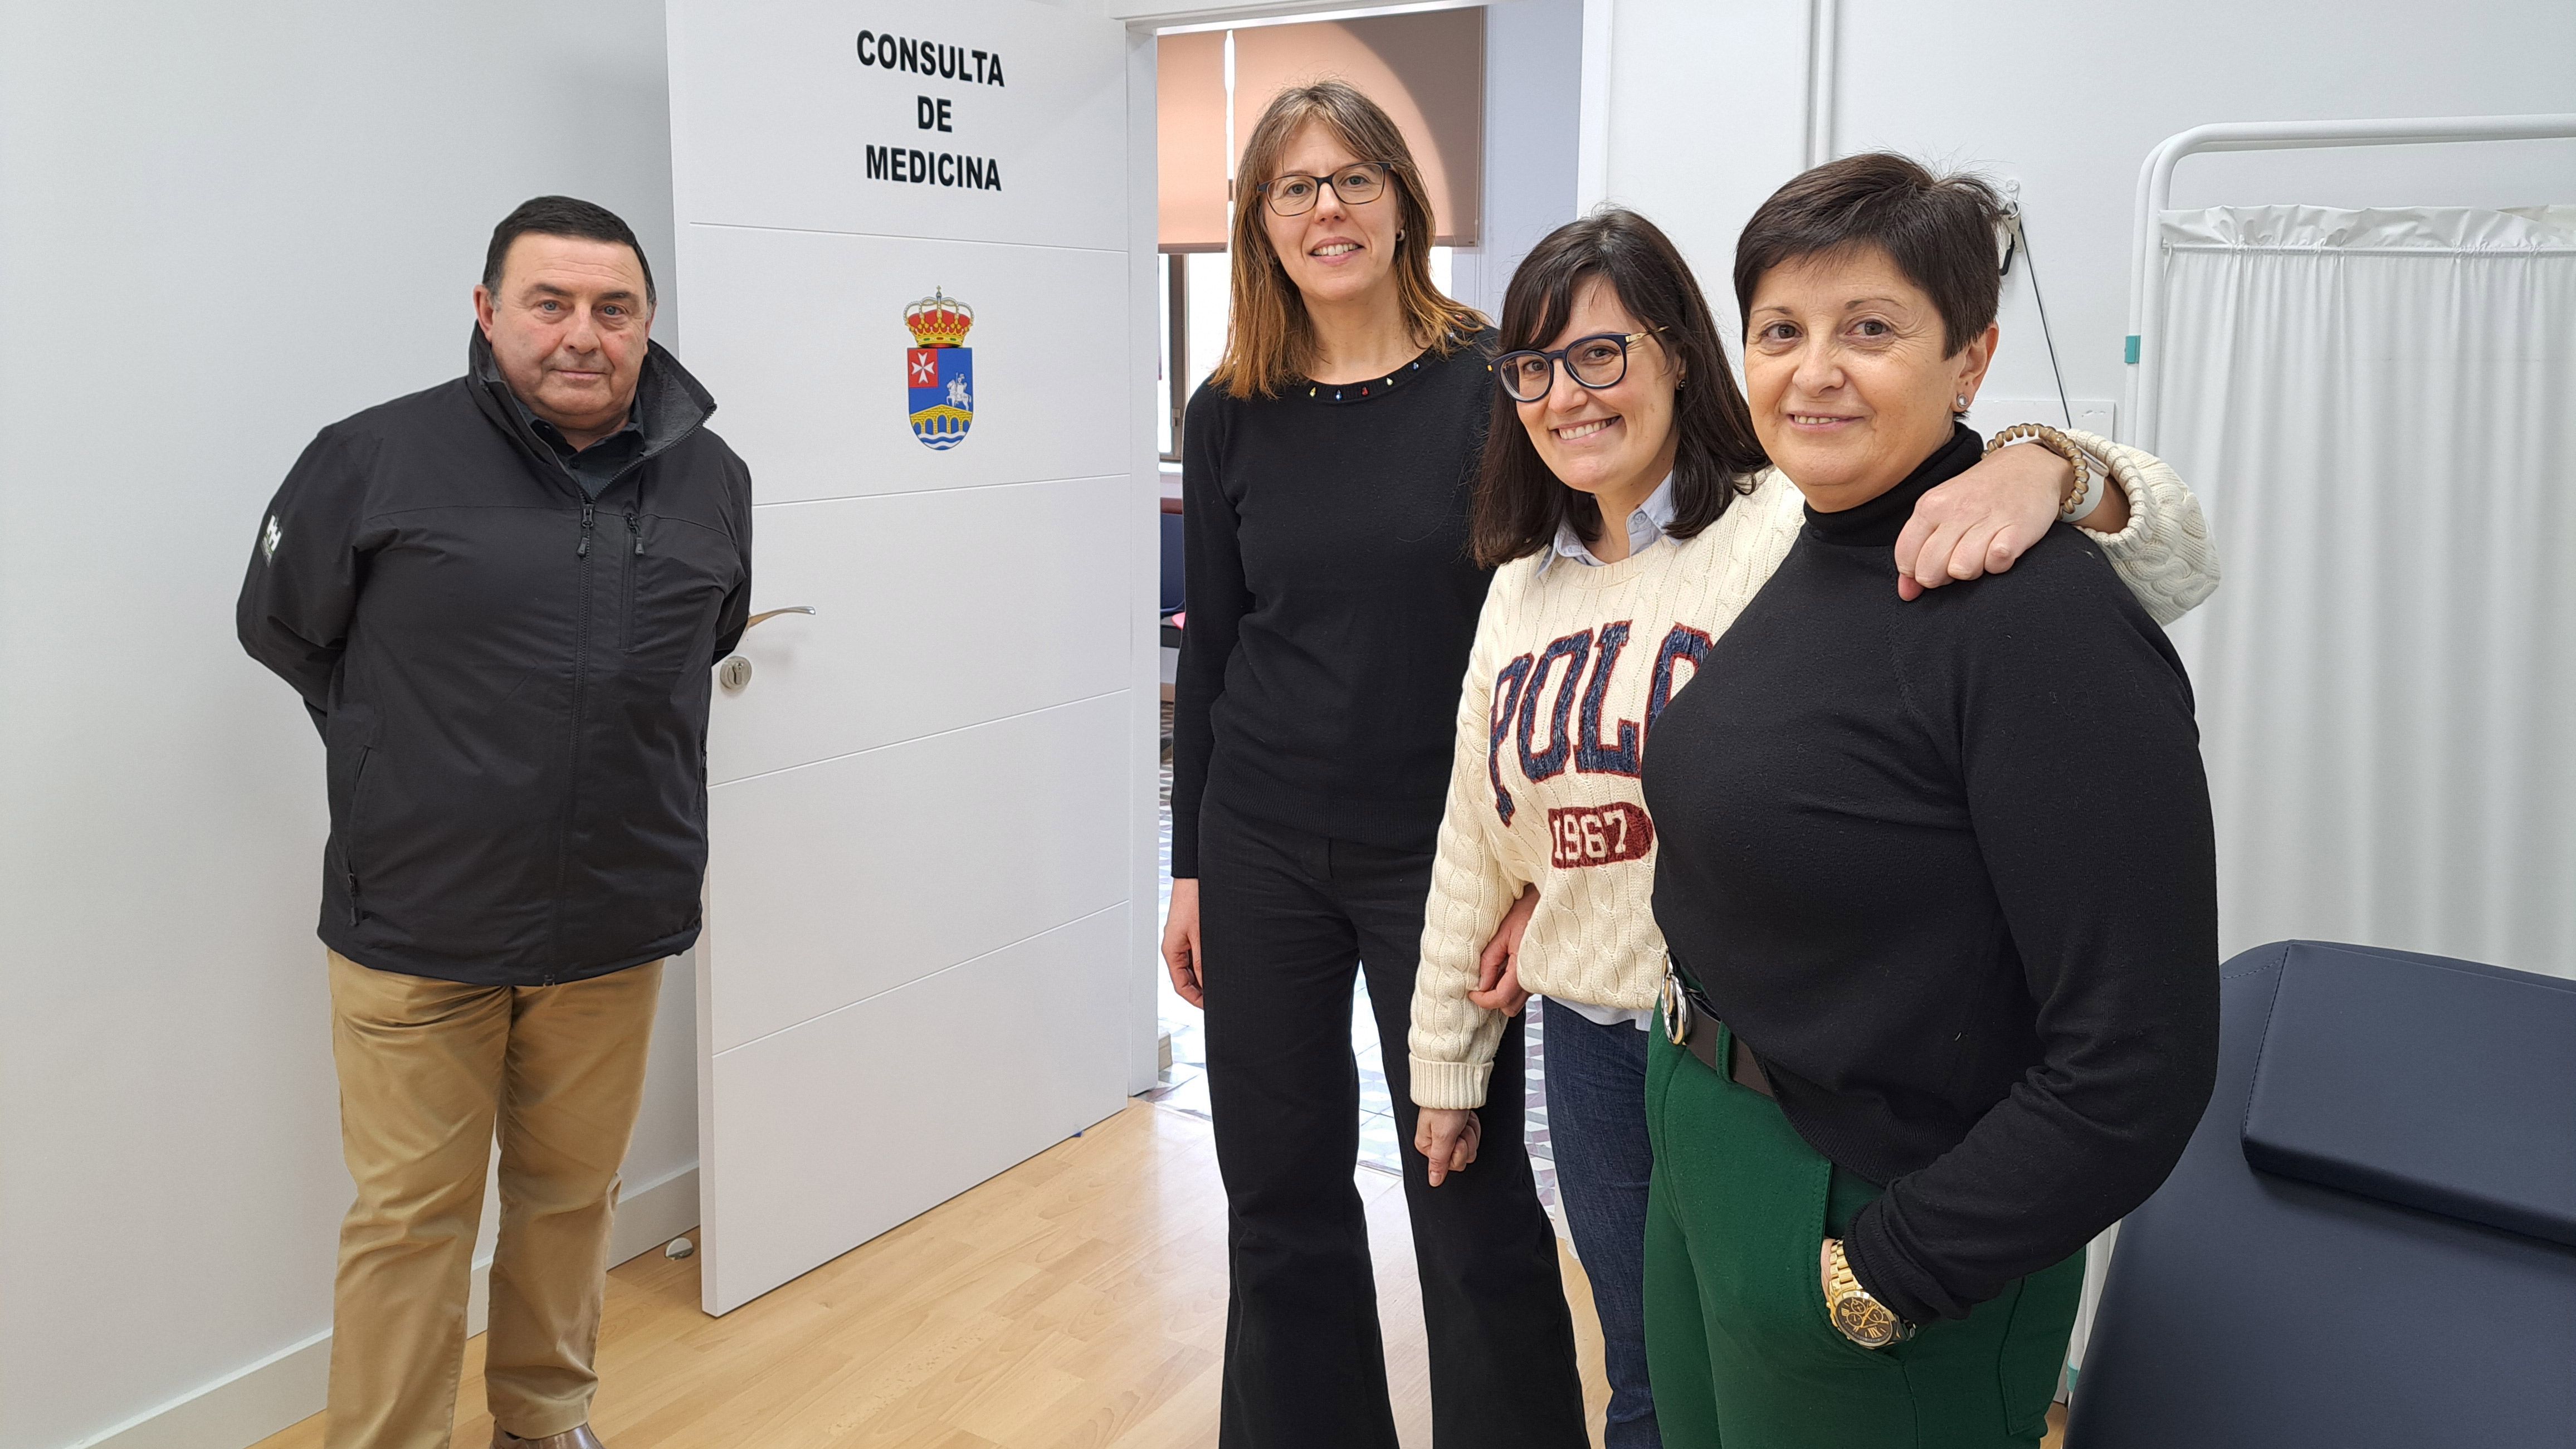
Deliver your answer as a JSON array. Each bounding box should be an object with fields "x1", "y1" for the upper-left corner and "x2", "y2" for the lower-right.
[{"x1": 1642, "y1": 1019, "x2": 2084, "y2": 1448}]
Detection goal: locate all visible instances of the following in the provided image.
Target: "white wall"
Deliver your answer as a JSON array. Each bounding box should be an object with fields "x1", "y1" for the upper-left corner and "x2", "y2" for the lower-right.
[
  {"x1": 0, "y1": 6, "x2": 697, "y2": 1447},
  {"x1": 1448, "y1": 0, "x2": 1587, "y2": 320},
  {"x1": 1596, "y1": 0, "x2": 2576, "y2": 412}
]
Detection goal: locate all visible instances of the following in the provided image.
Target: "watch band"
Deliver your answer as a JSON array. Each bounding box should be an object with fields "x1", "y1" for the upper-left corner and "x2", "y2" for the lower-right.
[{"x1": 1824, "y1": 1238, "x2": 1916, "y2": 1349}]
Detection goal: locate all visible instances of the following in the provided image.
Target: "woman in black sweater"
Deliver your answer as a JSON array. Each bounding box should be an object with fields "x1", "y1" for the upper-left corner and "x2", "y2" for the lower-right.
[
  {"x1": 1637, "y1": 154, "x2": 2220, "y2": 1447},
  {"x1": 1165, "y1": 81, "x2": 1585, "y2": 1449}
]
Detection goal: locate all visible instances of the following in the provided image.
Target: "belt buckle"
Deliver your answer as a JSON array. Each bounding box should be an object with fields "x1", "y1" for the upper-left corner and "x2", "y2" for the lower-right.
[{"x1": 1660, "y1": 969, "x2": 1692, "y2": 1046}]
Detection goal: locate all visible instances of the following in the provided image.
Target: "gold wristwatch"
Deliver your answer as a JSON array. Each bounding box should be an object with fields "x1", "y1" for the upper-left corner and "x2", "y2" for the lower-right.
[{"x1": 1824, "y1": 1239, "x2": 1916, "y2": 1349}]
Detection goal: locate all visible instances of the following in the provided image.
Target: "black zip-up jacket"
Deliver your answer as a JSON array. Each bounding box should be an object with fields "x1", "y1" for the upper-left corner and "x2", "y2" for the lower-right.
[{"x1": 238, "y1": 331, "x2": 753, "y2": 985}]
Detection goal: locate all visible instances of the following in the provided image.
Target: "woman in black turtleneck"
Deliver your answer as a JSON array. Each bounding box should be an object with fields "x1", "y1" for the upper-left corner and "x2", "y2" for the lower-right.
[{"x1": 1636, "y1": 154, "x2": 2219, "y2": 1448}]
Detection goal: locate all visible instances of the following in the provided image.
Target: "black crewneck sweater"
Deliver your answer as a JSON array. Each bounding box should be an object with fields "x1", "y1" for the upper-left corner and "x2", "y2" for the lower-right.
[
  {"x1": 1642, "y1": 425, "x2": 2220, "y2": 1325},
  {"x1": 1172, "y1": 334, "x2": 1495, "y2": 876}
]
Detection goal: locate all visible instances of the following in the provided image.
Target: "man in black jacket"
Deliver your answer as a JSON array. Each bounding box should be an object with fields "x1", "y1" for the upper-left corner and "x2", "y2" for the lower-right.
[{"x1": 238, "y1": 196, "x2": 751, "y2": 1449}]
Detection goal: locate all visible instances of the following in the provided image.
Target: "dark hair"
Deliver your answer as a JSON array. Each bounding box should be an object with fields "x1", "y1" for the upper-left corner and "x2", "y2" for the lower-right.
[
  {"x1": 482, "y1": 195, "x2": 657, "y2": 306},
  {"x1": 1471, "y1": 208, "x2": 1768, "y2": 569},
  {"x1": 1731, "y1": 153, "x2": 2006, "y2": 356}
]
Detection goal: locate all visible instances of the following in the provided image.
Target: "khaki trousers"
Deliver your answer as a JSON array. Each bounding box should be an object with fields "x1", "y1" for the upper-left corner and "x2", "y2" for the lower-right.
[{"x1": 325, "y1": 950, "x2": 661, "y2": 1449}]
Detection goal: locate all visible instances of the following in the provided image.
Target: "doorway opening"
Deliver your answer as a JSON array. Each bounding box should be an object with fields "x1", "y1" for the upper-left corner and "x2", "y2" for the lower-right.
[{"x1": 1139, "y1": 2, "x2": 1573, "y2": 1221}]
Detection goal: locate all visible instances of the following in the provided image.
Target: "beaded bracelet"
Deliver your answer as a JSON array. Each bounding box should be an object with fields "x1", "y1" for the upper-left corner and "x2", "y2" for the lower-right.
[{"x1": 1984, "y1": 422, "x2": 2092, "y2": 519}]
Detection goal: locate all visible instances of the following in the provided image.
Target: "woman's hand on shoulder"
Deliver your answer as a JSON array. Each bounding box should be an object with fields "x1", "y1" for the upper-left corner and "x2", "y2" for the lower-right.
[
  {"x1": 1467, "y1": 886, "x2": 1538, "y2": 1016},
  {"x1": 1416, "y1": 1107, "x2": 1483, "y2": 1187},
  {"x1": 1892, "y1": 440, "x2": 2072, "y2": 599}
]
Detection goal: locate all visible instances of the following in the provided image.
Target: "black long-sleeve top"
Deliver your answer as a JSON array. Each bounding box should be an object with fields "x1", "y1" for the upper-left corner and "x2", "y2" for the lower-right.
[
  {"x1": 1172, "y1": 334, "x2": 1496, "y2": 876},
  {"x1": 1641, "y1": 425, "x2": 2221, "y2": 1326}
]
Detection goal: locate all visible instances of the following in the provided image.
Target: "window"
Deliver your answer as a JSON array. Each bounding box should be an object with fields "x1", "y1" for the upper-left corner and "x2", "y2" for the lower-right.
[{"x1": 1155, "y1": 12, "x2": 1480, "y2": 461}]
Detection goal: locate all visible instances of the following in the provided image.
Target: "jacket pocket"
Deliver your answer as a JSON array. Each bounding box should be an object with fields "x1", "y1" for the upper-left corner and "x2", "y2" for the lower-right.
[
  {"x1": 331, "y1": 744, "x2": 378, "y2": 924},
  {"x1": 621, "y1": 514, "x2": 734, "y2": 681}
]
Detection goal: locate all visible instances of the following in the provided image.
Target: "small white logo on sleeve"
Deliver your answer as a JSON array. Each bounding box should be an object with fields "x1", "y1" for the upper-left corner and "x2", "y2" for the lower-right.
[{"x1": 262, "y1": 514, "x2": 283, "y2": 562}]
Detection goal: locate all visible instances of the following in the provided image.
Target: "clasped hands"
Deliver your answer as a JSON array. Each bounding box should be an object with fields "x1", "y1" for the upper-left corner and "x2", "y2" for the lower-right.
[{"x1": 1416, "y1": 885, "x2": 1539, "y2": 1185}]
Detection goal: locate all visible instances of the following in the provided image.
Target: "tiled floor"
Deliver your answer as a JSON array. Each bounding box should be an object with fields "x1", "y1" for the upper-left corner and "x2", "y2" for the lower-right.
[{"x1": 1144, "y1": 702, "x2": 1562, "y2": 1219}]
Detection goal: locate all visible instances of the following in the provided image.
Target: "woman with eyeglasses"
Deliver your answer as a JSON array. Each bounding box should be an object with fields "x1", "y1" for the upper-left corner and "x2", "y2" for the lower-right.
[
  {"x1": 1402, "y1": 207, "x2": 2216, "y2": 1447},
  {"x1": 1164, "y1": 81, "x2": 1584, "y2": 1449}
]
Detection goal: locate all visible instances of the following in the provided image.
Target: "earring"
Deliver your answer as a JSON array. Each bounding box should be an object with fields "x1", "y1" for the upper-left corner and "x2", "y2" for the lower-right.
[{"x1": 1955, "y1": 394, "x2": 1968, "y2": 409}]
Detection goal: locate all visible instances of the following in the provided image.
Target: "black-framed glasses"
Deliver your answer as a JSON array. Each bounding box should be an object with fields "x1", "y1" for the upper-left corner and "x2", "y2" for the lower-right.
[
  {"x1": 1496, "y1": 329, "x2": 1667, "y2": 403},
  {"x1": 1257, "y1": 162, "x2": 1393, "y2": 217}
]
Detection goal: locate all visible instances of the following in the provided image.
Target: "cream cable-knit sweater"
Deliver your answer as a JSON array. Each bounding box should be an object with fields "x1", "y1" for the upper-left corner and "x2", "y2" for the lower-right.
[{"x1": 1407, "y1": 435, "x2": 2219, "y2": 1109}]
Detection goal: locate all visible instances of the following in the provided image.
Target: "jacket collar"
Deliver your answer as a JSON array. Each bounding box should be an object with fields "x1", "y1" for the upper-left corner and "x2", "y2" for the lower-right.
[{"x1": 466, "y1": 326, "x2": 718, "y2": 482}]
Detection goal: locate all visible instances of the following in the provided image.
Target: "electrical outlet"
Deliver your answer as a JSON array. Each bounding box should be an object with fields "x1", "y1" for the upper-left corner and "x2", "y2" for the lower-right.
[{"x1": 1967, "y1": 397, "x2": 2116, "y2": 437}]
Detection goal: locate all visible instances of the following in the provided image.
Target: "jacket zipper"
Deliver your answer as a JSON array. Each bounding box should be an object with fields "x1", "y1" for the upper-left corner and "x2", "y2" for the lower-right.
[
  {"x1": 344, "y1": 746, "x2": 374, "y2": 926},
  {"x1": 622, "y1": 508, "x2": 642, "y2": 651},
  {"x1": 554, "y1": 502, "x2": 597, "y2": 964}
]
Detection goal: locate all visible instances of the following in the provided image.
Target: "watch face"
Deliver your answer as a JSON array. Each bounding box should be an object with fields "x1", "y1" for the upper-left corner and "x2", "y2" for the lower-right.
[{"x1": 1832, "y1": 1293, "x2": 1899, "y2": 1349}]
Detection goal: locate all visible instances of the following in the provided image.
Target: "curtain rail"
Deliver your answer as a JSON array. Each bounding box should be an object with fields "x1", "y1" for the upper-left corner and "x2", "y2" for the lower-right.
[{"x1": 2121, "y1": 113, "x2": 2576, "y2": 450}]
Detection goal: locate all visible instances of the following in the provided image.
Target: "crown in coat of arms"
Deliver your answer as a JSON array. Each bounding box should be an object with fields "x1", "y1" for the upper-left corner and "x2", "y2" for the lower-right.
[{"x1": 905, "y1": 287, "x2": 975, "y2": 348}]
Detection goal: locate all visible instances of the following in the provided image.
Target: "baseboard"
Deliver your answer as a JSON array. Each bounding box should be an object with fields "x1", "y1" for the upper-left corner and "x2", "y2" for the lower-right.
[
  {"x1": 607, "y1": 1163, "x2": 702, "y2": 1268},
  {"x1": 74, "y1": 1165, "x2": 700, "y2": 1449},
  {"x1": 65, "y1": 1331, "x2": 332, "y2": 1449}
]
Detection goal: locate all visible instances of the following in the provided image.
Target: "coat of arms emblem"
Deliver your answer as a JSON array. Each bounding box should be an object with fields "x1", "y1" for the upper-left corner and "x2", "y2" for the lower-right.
[{"x1": 905, "y1": 287, "x2": 974, "y2": 450}]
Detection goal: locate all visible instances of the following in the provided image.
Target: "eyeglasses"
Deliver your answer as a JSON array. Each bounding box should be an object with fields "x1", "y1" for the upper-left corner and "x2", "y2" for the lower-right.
[
  {"x1": 1495, "y1": 329, "x2": 1667, "y2": 403},
  {"x1": 1257, "y1": 162, "x2": 1393, "y2": 217}
]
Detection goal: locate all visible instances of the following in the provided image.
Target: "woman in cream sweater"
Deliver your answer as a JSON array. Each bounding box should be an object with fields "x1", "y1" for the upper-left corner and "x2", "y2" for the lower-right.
[{"x1": 1406, "y1": 208, "x2": 2216, "y2": 1447}]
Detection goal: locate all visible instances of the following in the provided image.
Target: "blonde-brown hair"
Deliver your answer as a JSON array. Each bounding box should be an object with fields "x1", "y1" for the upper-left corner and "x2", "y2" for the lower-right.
[{"x1": 1208, "y1": 80, "x2": 1487, "y2": 399}]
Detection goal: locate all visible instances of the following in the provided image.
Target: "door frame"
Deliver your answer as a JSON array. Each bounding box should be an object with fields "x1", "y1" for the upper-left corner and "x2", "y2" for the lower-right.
[{"x1": 1108, "y1": 0, "x2": 1506, "y2": 1101}]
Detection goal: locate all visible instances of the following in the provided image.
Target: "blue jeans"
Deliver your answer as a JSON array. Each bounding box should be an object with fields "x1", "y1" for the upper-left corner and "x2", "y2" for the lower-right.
[{"x1": 1543, "y1": 1002, "x2": 1661, "y2": 1447}]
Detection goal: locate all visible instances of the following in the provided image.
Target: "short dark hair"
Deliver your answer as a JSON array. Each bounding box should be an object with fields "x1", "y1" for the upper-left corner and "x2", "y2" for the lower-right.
[
  {"x1": 482, "y1": 195, "x2": 656, "y2": 306},
  {"x1": 1731, "y1": 153, "x2": 2006, "y2": 357},
  {"x1": 1472, "y1": 208, "x2": 1770, "y2": 569}
]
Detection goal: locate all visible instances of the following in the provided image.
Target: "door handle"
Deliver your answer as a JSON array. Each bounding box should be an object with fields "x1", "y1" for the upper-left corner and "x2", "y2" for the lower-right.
[{"x1": 720, "y1": 607, "x2": 817, "y2": 691}]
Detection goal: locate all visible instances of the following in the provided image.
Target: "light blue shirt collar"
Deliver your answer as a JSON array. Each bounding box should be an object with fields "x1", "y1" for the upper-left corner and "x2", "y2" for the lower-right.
[{"x1": 1541, "y1": 474, "x2": 1677, "y2": 575}]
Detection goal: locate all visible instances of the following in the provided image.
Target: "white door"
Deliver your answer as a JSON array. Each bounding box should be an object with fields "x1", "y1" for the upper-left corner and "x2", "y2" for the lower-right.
[{"x1": 669, "y1": 0, "x2": 1149, "y2": 1315}]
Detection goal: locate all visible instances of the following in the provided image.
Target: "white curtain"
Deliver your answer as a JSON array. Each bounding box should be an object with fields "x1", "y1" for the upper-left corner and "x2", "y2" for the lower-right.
[{"x1": 2153, "y1": 204, "x2": 2576, "y2": 980}]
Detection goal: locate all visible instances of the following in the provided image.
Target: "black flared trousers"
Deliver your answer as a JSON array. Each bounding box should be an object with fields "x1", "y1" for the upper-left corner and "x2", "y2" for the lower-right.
[{"x1": 1197, "y1": 794, "x2": 1587, "y2": 1449}]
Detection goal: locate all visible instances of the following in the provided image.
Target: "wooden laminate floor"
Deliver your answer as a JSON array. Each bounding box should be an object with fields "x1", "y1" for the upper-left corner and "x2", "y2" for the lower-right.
[{"x1": 251, "y1": 1100, "x2": 2065, "y2": 1448}]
